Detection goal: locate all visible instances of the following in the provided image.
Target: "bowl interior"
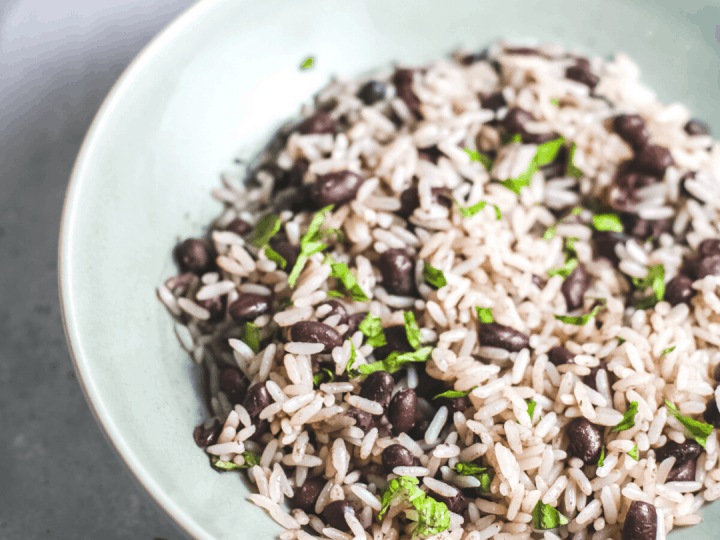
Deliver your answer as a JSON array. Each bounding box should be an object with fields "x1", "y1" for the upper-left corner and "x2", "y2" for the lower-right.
[{"x1": 60, "y1": 0, "x2": 720, "y2": 538}]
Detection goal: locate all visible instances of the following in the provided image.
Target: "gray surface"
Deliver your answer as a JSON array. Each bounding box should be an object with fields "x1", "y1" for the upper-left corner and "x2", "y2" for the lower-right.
[{"x1": 0, "y1": 1, "x2": 194, "y2": 538}]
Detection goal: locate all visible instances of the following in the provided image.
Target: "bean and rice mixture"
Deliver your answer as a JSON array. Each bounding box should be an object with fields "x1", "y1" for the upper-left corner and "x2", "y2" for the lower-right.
[{"x1": 157, "y1": 42, "x2": 720, "y2": 540}]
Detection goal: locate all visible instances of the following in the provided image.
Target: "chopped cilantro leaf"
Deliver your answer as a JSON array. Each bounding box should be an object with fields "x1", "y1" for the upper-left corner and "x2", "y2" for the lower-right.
[
  {"x1": 454, "y1": 199, "x2": 501, "y2": 220},
  {"x1": 554, "y1": 304, "x2": 603, "y2": 326},
  {"x1": 403, "y1": 311, "x2": 422, "y2": 350},
  {"x1": 300, "y1": 57, "x2": 314, "y2": 69},
  {"x1": 665, "y1": 400, "x2": 713, "y2": 447},
  {"x1": 264, "y1": 246, "x2": 287, "y2": 269},
  {"x1": 243, "y1": 322, "x2": 261, "y2": 354},
  {"x1": 359, "y1": 313, "x2": 386, "y2": 348},
  {"x1": 613, "y1": 401, "x2": 638, "y2": 432},
  {"x1": 463, "y1": 148, "x2": 493, "y2": 171},
  {"x1": 567, "y1": 142, "x2": 583, "y2": 179},
  {"x1": 598, "y1": 446, "x2": 605, "y2": 467},
  {"x1": 661, "y1": 346, "x2": 676, "y2": 356},
  {"x1": 632, "y1": 264, "x2": 665, "y2": 309},
  {"x1": 423, "y1": 263, "x2": 447, "y2": 289},
  {"x1": 434, "y1": 387, "x2": 477, "y2": 400},
  {"x1": 210, "y1": 451, "x2": 261, "y2": 471},
  {"x1": 358, "y1": 347, "x2": 433, "y2": 376},
  {"x1": 532, "y1": 501, "x2": 569, "y2": 530},
  {"x1": 592, "y1": 214, "x2": 623, "y2": 233},
  {"x1": 628, "y1": 444, "x2": 639, "y2": 460},
  {"x1": 475, "y1": 306, "x2": 494, "y2": 323},
  {"x1": 329, "y1": 261, "x2": 370, "y2": 301},
  {"x1": 250, "y1": 214, "x2": 282, "y2": 248}
]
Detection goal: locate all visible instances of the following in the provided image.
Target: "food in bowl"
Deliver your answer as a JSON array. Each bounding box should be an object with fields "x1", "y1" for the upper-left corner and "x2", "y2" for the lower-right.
[{"x1": 157, "y1": 41, "x2": 720, "y2": 540}]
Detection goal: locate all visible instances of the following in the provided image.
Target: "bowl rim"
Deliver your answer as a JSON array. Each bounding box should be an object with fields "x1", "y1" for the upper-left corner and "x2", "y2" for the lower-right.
[{"x1": 58, "y1": 1, "x2": 218, "y2": 539}]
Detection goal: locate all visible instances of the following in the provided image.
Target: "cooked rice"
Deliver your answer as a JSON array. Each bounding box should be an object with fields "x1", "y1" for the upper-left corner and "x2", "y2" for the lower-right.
[{"x1": 160, "y1": 41, "x2": 720, "y2": 540}]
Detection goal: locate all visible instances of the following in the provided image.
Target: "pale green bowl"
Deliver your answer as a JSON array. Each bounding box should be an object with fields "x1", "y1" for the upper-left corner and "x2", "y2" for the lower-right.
[{"x1": 59, "y1": 0, "x2": 720, "y2": 538}]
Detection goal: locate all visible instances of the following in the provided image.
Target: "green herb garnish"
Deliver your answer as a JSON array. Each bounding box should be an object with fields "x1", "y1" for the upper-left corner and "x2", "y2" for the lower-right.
[
  {"x1": 403, "y1": 311, "x2": 422, "y2": 350},
  {"x1": 359, "y1": 347, "x2": 433, "y2": 376},
  {"x1": 665, "y1": 400, "x2": 713, "y2": 447},
  {"x1": 551, "y1": 98, "x2": 560, "y2": 107},
  {"x1": 592, "y1": 214, "x2": 623, "y2": 233},
  {"x1": 244, "y1": 322, "x2": 261, "y2": 354},
  {"x1": 300, "y1": 57, "x2": 314, "y2": 69},
  {"x1": 613, "y1": 401, "x2": 639, "y2": 432},
  {"x1": 454, "y1": 199, "x2": 501, "y2": 220},
  {"x1": 554, "y1": 304, "x2": 602, "y2": 326},
  {"x1": 434, "y1": 387, "x2": 477, "y2": 400},
  {"x1": 617, "y1": 337, "x2": 626, "y2": 345},
  {"x1": 250, "y1": 214, "x2": 282, "y2": 248},
  {"x1": 526, "y1": 399, "x2": 537, "y2": 421},
  {"x1": 210, "y1": 451, "x2": 261, "y2": 471},
  {"x1": 423, "y1": 262, "x2": 447, "y2": 289},
  {"x1": 628, "y1": 445, "x2": 639, "y2": 460},
  {"x1": 264, "y1": 246, "x2": 287, "y2": 269},
  {"x1": 313, "y1": 367, "x2": 336, "y2": 387},
  {"x1": 475, "y1": 306, "x2": 494, "y2": 323},
  {"x1": 597, "y1": 446, "x2": 605, "y2": 467},
  {"x1": 359, "y1": 313, "x2": 387, "y2": 348},
  {"x1": 566, "y1": 142, "x2": 583, "y2": 179},
  {"x1": 453, "y1": 462, "x2": 492, "y2": 493},
  {"x1": 329, "y1": 261, "x2": 370, "y2": 301},
  {"x1": 661, "y1": 346, "x2": 676, "y2": 356},
  {"x1": 500, "y1": 136, "x2": 565, "y2": 195},
  {"x1": 543, "y1": 226, "x2": 557, "y2": 241},
  {"x1": 378, "y1": 476, "x2": 450, "y2": 537},
  {"x1": 463, "y1": 148, "x2": 493, "y2": 171},
  {"x1": 632, "y1": 264, "x2": 665, "y2": 309},
  {"x1": 287, "y1": 206, "x2": 336, "y2": 287},
  {"x1": 546, "y1": 237, "x2": 580, "y2": 278},
  {"x1": 532, "y1": 501, "x2": 569, "y2": 530}
]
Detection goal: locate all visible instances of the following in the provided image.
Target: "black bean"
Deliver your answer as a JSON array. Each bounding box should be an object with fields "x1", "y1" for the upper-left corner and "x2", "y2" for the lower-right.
[
  {"x1": 655, "y1": 439, "x2": 702, "y2": 465},
  {"x1": 373, "y1": 326, "x2": 414, "y2": 361},
  {"x1": 502, "y1": 107, "x2": 535, "y2": 136},
  {"x1": 393, "y1": 69, "x2": 422, "y2": 119},
  {"x1": 290, "y1": 321, "x2": 343, "y2": 353},
  {"x1": 622, "y1": 501, "x2": 657, "y2": 540},
  {"x1": 714, "y1": 363, "x2": 720, "y2": 382},
  {"x1": 704, "y1": 398, "x2": 720, "y2": 428},
  {"x1": 593, "y1": 230, "x2": 627, "y2": 266},
  {"x1": 698, "y1": 239, "x2": 720, "y2": 258},
  {"x1": 583, "y1": 361, "x2": 608, "y2": 392},
  {"x1": 632, "y1": 144, "x2": 675, "y2": 178},
  {"x1": 622, "y1": 215, "x2": 672, "y2": 242},
  {"x1": 397, "y1": 186, "x2": 452, "y2": 218},
  {"x1": 409, "y1": 417, "x2": 431, "y2": 441},
  {"x1": 532, "y1": 275, "x2": 544, "y2": 289},
  {"x1": 681, "y1": 256, "x2": 701, "y2": 281},
  {"x1": 523, "y1": 132, "x2": 559, "y2": 144},
  {"x1": 345, "y1": 312, "x2": 369, "y2": 337},
  {"x1": 346, "y1": 407, "x2": 373, "y2": 434},
  {"x1": 274, "y1": 157, "x2": 309, "y2": 192},
  {"x1": 174, "y1": 238, "x2": 214, "y2": 275},
  {"x1": 357, "y1": 80, "x2": 386, "y2": 105},
  {"x1": 193, "y1": 418, "x2": 222, "y2": 447},
  {"x1": 666, "y1": 458, "x2": 696, "y2": 482},
  {"x1": 548, "y1": 346, "x2": 576, "y2": 366},
  {"x1": 566, "y1": 417, "x2": 603, "y2": 464},
  {"x1": 245, "y1": 382, "x2": 271, "y2": 419},
  {"x1": 561, "y1": 263, "x2": 589, "y2": 311},
  {"x1": 229, "y1": 293, "x2": 271, "y2": 322},
  {"x1": 414, "y1": 369, "x2": 446, "y2": 401},
  {"x1": 298, "y1": 111, "x2": 338, "y2": 135},
  {"x1": 382, "y1": 444, "x2": 418, "y2": 471},
  {"x1": 291, "y1": 477, "x2": 325, "y2": 511},
  {"x1": 439, "y1": 395, "x2": 471, "y2": 413},
  {"x1": 565, "y1": 61, "x2": 599, "y2": 90},
  {"x1": 684, "y1": 119, "x2": 711, "y2": 137},
  {"x1": 219, "y1": 366, "x2": 249, "y2": 405},
  {"x1": 612, "y1": 114, "x2": 651, "y2": 151},
  {"x1": 166, "y1": 272, "x2": 198, "y2": 292},
  {"x1": 321, "y1": 300, "x2": 349, "y2": 325},
  {"x1": 698, "y1": 254, "x2": 720, "y2": 279},
  {"x1": 418, "y1": 145, "x2": 445, "y2": 164},
  {"x1": 477, "y1": 322, "x2": 530, "y2": 352},
  {"x1": 323, "y1": 500, "x2": 357, "y2": 532},
  {"x1": 225, "y1": 218, "x2": 253, "y2": 236},
  {"x1": 360, "y1": 371, "x2": 395, "y2": 408},
  {"x1": 609, "y1": 168, "x2": 661, "y2": 212},
  {"x1": 373, "y1": 414, "x2": 394, "y2": 438},
  {"x1": 269, "y1": 239, "x2": 301, "y2": 271},
  {"x1": 312, "y1": 170, "x2": 365, "y2": 207},
  {"x1": 480, "y1": 92, "x2": 507, "y2": 111},
  {"x1": 460, "y1": 50, "x2": 488, "y2": 65},
  {"x1": 430, "y1": 186, "x2": 454, "y2": 207},
  {"x1": 379, "y1": 249, "x2": 416, "y2": 296},
  {"x1": 197, "y1": 295, "x2": 226, "y2": 324},
  {"x1": 505, "y1": 47, "x2": 540, "y2": 56},
  {"x1": 664, "y1": 275, "x2": 695, "y2": 306},
  {"x1": 437, "y1": 492, "x2": 469, "y2": 515},
  {"x1": 389, "y1": 388, "x2": 418, "y2": 435}
]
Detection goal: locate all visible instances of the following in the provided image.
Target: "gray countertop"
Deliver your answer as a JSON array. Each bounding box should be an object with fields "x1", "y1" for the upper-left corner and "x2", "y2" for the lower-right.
[{"x1": 0, "y1": 1, "x2": 194, "y2": 538}]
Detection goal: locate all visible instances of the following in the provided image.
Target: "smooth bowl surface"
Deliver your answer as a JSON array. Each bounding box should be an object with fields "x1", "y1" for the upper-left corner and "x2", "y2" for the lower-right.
[{"x1": 60, "y1": 0, "x2": 720, "y2": 538}]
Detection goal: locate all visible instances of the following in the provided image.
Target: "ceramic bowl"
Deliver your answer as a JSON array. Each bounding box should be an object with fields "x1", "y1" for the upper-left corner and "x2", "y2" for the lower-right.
[{"x1": 59, "y1": 0, "x2": 720, "y2": 538}]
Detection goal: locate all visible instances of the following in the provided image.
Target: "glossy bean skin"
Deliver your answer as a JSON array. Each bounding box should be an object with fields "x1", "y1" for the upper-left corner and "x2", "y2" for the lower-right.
[
  {"x1": 245, "y1": 382, "x2": 271, "y2": 419},
  {"x1": 290, "y1": 321, "x2": 343, "y2": 353},
  {"x1": 174, "y1": 238, "x2": 215, "y2": 275},
  {"x1": 583, "y1": 361, "x2": 608, "y2": 392},
  {"x1": 345, "y1": 407, "x2": 373, "y2": 434},
  {"x1": 592, "y1": 230, "x2": 627, "y2": 266},
  {"x1": 372, "y1": 326, "x2": 413, "y2": 360},
  {"x1": 477, "y1": 322, "x2": 530, "y2": 352},
  {"x1": 381, "y1": 444, "x2": 418, "y2": 471},
  {"x1": 360, "y1": 371, "x2": 395, "y2": 409},
  {"x1": 398, "y1": 186, "x2": 452, "y2": 218},
  {"x1": 291, "y1": 477, "x2": 326, "y2": 511},
  {"x1": 548, "y1": 346, "x2": 575, "y2": 366},
  {"x1": 218, "y1": 366, "x2": 249, "y2": 405},
  {"x1": 393, "y1": 69, "x2": 422, "y2": 119},
  {"x1": 437, "y1": 492, "x2": 469, "y2": 515},
  {"x1": 480, "y1": 92, "x2": 506, "y2": 111},
  {"x1": 225, "y1": 218, "x2": 253, "y2": 236},
  {"x1": 664, "y1": 275, "x2": 695, "y2": 306},
  {"x1": 632, "y1": 144, "x2": 675, "y2": 178},
  {"x1": 698, "y1": 239, "x2": 720, "y2": 258},
  {"x1": 389, "y1": 388, "x2": 418, "y2": 435},
  {"x1": 561, "y1": 263, "x2": 589, "y2": 311},
  {"x1": 357, "y1": 80, "x2": 386, "y2": 105},
  {"x1": 622, "y1": 501, "x2": 657, "y2": 540},
  {"x1": 566, "y1": 417, "x2": 603, "y2": 464},
  {"x1": 704, "y1": 398, "x2": 720, "y2": 428},
  {"x1": 312, "y1": 170, "x2": 365, "y2": 207},
  {"x1": 228, "y1": 293, "x2": 271, "y2": 322},
  {"x1": 698, "y1": 254, "x2": 720, "y2": 279},
  {"x1": 345, "y1": 312, "x2": 369, "y2": 337},
  {"x1": 379, "y1": 249, "x2": 416, "y2": 296},
  {"x1": 321, "y1": 300, "x2": 349, "y2": 325},
  {"x1": 666, "y1": 458, "x2": 696, "y2": 482},
  {"x1": 322, "y1": 500, "x2": 357, "y2": 532},
  {"x1": 612, "y1": 114, "x2": 651, "y2": 150},
  {"x1": 565, "y1": 58, "x2": 599, "y2": 89},
  {"x1": 269, "y1": 239, "x2": 301, "y2": 271},
  {"x1": 193, "y1": 419, "x2": 222, "y2": 447},
  {"x1": 684, "y1": 119, "x2": 711, "y2": 136},
  {"x1": 655, "y1": 439, "x2": 702, "y2": 464},
  {"x1": 298, "y1": 111, "x2": 338, "y2": 135}
]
